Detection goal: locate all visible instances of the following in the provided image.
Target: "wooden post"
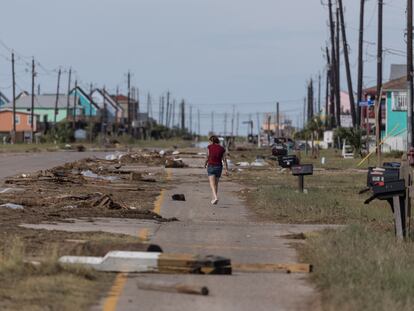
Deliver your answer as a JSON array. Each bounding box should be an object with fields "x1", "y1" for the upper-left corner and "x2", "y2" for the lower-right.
[
  {"x1": 298, "y1": 175, "x2": 304, "y2": 193},
  {"x1": 393, "y1": 195, "x2": 404, "y2": 240}
]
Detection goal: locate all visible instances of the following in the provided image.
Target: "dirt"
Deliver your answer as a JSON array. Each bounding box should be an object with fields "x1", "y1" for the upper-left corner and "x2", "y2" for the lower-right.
[{"x1": 0, "y1": 151, "x2": 181, "y2": 260}]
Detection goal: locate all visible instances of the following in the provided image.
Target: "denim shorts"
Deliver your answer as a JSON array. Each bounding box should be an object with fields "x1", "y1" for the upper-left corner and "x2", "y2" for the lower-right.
[{"x1": 207, "y1": 165, "x2": 223, "y2": 178}]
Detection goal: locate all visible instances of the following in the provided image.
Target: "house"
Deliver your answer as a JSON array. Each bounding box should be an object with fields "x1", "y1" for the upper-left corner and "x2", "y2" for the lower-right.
[
  {"x1": 382, "y1": 76, "x2": 408, "y2": 151},
  {"x1": 91, "y1": 89, "x2": 124, "y2": 124},
  {"x1": 112, "y1": 94, "x2": 138, "y2": 124},
  {"x1": 69, "y1": 87, "x2": 100, "y2": 121},
  {"x1": 2, "y1": 94, "x2": 76, "y2": 124},
  {"x1": 0, "y1": 92, "x2": 9, "y2": 108},
  {"x1": 0, "y1": 109, "x2": 38, "y2": 142}
]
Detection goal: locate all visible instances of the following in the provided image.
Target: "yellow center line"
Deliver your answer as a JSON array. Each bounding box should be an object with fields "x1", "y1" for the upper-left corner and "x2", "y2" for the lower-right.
[
  {"x1": 102, "y1": 273, "x2": 128, "y2": 311},
  {"x1": 102, "y1": 168, "x2": 173, "y2": 311},
  {"x1": 137, "y1": 228, "x2": 149, "y2": 242},
  {"x1": 152, "y1": 168, "x2": 172, "y2": 215}
]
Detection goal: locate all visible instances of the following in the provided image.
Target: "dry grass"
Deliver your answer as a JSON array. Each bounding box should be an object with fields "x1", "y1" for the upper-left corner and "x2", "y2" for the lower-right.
[
  {"x1": 300, "y1": 225, "x2": 414, "y2": 311},
  {"x1": 0, "y1": 237, "x2": 113, "y2": 311},
  {"x1": 234, "y1": 147, "x2": 410, "y2": 311}
]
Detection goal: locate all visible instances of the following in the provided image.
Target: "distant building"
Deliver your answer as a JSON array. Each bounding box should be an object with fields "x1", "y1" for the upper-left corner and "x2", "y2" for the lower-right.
[
  {"x1": 0, "y1": 109, "x2": 38, "y2": 142},
  {"x1": 2, "y1": 93, "x2": 77, "y2": 124}
]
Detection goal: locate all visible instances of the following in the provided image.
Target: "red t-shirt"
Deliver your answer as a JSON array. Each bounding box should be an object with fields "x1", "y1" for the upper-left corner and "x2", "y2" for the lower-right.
[{"x1": 208, "y1": 144, "x2": 225, "y2": 166}]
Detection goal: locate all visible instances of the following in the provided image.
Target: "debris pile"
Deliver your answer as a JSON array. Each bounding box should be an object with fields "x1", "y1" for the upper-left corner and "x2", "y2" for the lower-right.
[{"x1": 0, "y1": 151, "x2": 177, "y2": 224}]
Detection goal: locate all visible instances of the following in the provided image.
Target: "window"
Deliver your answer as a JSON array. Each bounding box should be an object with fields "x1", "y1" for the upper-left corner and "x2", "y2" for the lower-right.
[
  {"x1": 15, "y1": 115, "x2": 20, "y2": 125},
  {"x1": 27, "y1": 115, "x2": 32, "y2": 125},
  {"x1": 392, "y1": 91, "x2": 407, "y2": 111}
]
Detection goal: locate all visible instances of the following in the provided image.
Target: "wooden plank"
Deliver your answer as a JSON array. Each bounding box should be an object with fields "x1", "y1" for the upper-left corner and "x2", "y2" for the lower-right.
[
  {"x1": 158, "y1": 253, "x2": 198, "y2": 268},
  {"x1": 137, "y1": 281, "x2": 209, "y2": 296},
  {"x1": 232, "y1": 263, "x2": 312, "y2": 273}
]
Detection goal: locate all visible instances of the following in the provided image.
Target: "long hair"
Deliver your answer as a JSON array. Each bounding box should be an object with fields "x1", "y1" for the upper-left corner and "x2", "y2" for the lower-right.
[{"x1": 209, "y1": 135, "x2": 220, "y2": 144}]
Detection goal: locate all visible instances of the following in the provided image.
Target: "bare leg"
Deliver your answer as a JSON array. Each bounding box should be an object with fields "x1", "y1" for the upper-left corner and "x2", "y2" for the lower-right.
[
  {"x1": 209, "y1": 176, "x2": 218, "y2": 201},
  {"x1": 215, "y1": 178, "x2": 219, "y2": 196}
]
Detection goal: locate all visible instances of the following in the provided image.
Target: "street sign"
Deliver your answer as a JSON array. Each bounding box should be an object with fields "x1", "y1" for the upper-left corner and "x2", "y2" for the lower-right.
[{"x1": 359, "y1": 100, "x2": 374, "y2": 107}]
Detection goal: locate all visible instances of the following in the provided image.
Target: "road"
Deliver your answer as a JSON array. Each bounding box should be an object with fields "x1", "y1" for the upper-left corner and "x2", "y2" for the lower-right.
[
  {"x1": 20, "y1": 155, "x2": 332, "y2": 311},
  {"x1": 0, "y1": 151, "x2": 109, "y2": 179}
]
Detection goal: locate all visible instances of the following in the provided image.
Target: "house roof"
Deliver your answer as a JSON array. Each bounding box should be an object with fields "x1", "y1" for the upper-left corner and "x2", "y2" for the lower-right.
[
  {"x1": 0, "y1": 91, "x2": 10, "y2": 104},
  {"x1": 112, "y1": 94, "x2": 138, "y2": 103},
  {"x1": 0, "y1": 108, "x2": 38, "y2": 116},
  {"x1": 70, "y1": 86, "x2": 99, "y2": 109},
  {"x1": 2, "y1": 94, "x2": 75, "y2": 109},
  {"x1": 364, "y1": 76, "x2": 407, "y2": 95}
]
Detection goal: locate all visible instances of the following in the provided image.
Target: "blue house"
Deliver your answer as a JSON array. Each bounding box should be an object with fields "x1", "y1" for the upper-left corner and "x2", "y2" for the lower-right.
[
  {"x1": 383, "y1": 76, "x2": 408, "y2": 151},
  {"x1": 69, "y1": 86, "x2": 99, "y2": 118}
]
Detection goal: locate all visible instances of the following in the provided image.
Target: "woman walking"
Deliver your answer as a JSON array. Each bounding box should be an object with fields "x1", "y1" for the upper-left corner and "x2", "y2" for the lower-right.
[{"x1": 204, "y1": 136, "x2": 228, "y2": 205}]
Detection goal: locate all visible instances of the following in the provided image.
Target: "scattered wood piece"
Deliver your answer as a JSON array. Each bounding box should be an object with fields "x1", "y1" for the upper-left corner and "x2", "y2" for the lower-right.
[
  {"x1": 232, "y1": 263, "x2": 312, "y2": 273},
  {"x1": 172, "y1": 194, "x2": 186, "y2": 201},
  {"x1": 137, "y1": 281, "x2": 209, "y2": 296}
]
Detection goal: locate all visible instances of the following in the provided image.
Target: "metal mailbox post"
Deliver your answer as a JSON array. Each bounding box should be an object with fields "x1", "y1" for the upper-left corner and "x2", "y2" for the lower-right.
[
  {"x1": 291, "y1": 164, "x2": 314, "y2": 193},
  {"x1": 364, "y1": 165, "x2": 407, "y2": 239}
]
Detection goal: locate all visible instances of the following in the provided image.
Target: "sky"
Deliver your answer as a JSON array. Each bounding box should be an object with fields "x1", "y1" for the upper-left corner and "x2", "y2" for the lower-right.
[{"x1": 0, "y1": 0, "x2": 409, "y2": 134}]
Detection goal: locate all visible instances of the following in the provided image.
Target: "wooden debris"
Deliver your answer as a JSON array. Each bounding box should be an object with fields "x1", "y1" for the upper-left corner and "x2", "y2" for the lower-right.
[
  {"x1": 232, "y1": 263, "x2": 312, "y2": 273},
  {"x1": 137, "y1": 281, "x2": 209, "y2": 296}
]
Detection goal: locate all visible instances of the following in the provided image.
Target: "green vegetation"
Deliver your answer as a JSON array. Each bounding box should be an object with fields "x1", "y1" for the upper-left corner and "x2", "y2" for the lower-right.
[
  {"x1": 301, "y1": 225, "x2": 414, "y2": 311},
  {"x1": 0, "y1": 237, "x2": 112, "y2": 311},
  {"x1": 235, "y1": 145, "x2": 410, "y2": 311}
]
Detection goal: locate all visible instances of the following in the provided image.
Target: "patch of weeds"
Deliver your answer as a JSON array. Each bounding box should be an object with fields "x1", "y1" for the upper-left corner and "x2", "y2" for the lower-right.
[{"x1": 299, "y1": 224, "x2": 414, "y2": 311}]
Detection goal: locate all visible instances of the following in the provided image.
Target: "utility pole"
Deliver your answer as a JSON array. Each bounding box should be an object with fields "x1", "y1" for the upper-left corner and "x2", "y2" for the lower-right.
[
  {"x1": 325, "y1": 62, "x2": 330, "y2": 128},
  {"x1": 66, "y1": 68, "x2": 72, "y2": 118},
  {"x1": 328, "y1": 0, "x2": 338, "y2": 128},
  {"x1": 54, "y1": 68, "x2": 61, "y2": 125},
  {"x1": 231, "y1": 105, "x2": 235, "y2": 136},
  {"x1": 11, "y1": 52, "x2": 16, "y2": 143},
  {"x1": 181, "y1": 100, "x2": 185, "y2": 130},
  {"x1": 303, "y1": 97, "x2": 306, "y2": 128},
  {"x1": 307, "y1": 79, "x2": 314, "y2": 122},
  {"x1": 127, "y1": 71, "x2": 131, "y2": 133},
  {"x1": 376, "y1": 0, "x2": 383, "y2": 164},
  {"x1": 161, "y1": 96, "x2": 165, "y2": 126},
  {"x1": 89, "y1": 83, "x2": 93, "y2": 143},
  {"x1": 31, "y1": 58, "x2": 35, "y2": 141},
  {"x1": 224, "y1": 112, "x2": 228, "y2": 135},
  {"x1": 72, "y1": 80, "x2": 77, "y2": 130},
  {"x1": 357, "y1": 0, "x2": 366, "y2": 127},
  {"x1": 197, "y1": 109, "x2": 201, "y2": 136},
  {"x1": 102, "y1": 86, "x2": 107, "y2": 136},
  {"x1": 407, "y1": 0, "x2": 414, "y2": 149},
  {"x1": 189, "y1": 105, "x2": 193, "y2": 134},
  {"x1": 172, "y1": 99, "x2": 176, "y2": 127},
  {"x1": 318, "y1": 73, "x2": 321, "y2": 115},
  {"x1": 335, "y1": 7, "x2": 341, "y2": 127},
  {"x1": 167, "y1": 91, "x2": 171, "y2": 127},
  {"x1": 276, "y1": 102, "x2": 280, "y2": 137},
  {"x1": 236, "y1": 112, "x2": 240, "y2": 136},
  {"x1": 338, "y1": 0, "x2": 357, "y2": 127},
  {"x1": 211, "y1": 111, "x2": 214, "y2": 134}
]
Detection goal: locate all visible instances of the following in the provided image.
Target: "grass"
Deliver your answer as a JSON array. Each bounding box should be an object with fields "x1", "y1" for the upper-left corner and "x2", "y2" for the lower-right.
[
  {"x1": 300, "y1": 225, "x2": 414, "y2": 311},
  {"x1": 233, "y1": 146, "x2": 410, "y2": 310},
  {"x1": 0, "y1": 237, "x2": 113, "y2": 311},
  {"x1": 237, "y1": 168, "x2": 392, "y2": 225}
]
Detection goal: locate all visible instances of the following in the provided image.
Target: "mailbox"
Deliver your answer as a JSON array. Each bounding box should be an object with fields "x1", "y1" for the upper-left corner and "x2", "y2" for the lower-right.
[
  {"x1": 278, "y1": 155, "x2": 299, "y2": 168},
  {"x1": 272, "y1": 144, "x2": 288, "y2": 157},
  {"x1": 367, "y1": 167, "x2": 400, "y2": 188},
  {"x1": 291, "y1": 164, "x2": 313, "y2": 176}
]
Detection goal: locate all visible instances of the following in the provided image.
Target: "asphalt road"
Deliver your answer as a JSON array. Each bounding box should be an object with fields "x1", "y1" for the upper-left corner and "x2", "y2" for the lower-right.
[
  {"x1": 22, "y1": 156, "x2": 334, "y2": 311},
  {"x1": 0, "y1": 151, "x2": 109, "y2": 179}
]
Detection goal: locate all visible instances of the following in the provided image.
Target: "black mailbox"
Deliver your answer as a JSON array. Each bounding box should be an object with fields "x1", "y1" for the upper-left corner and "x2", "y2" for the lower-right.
[
  {"x1": 278, "y1": 155, "x2": 299, "y2": 168},
  {"x1": 272, "y1": 144, "x2": 288, "y2": 157},
  {"x1": 292, "y1": 164, "x2": 313, "y2": 176},
  {"x1": 372, "y1": 180, "x2": 405, "y2": 197},
  {"x1": 367, "y1": 167, "x2": 400, "y2": 188}
]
